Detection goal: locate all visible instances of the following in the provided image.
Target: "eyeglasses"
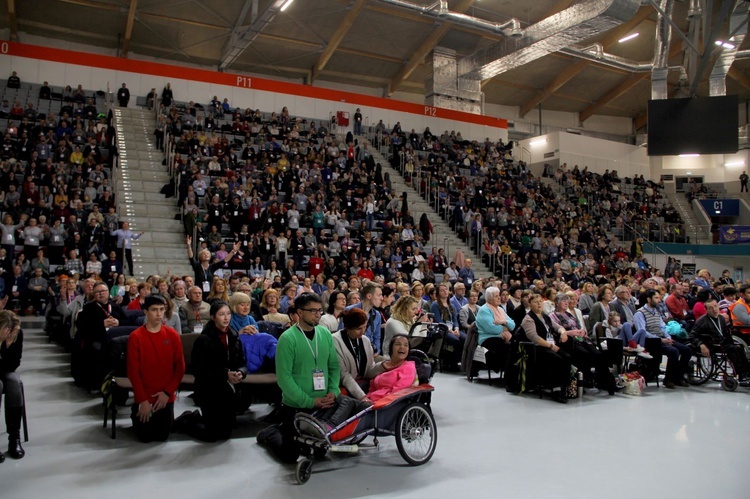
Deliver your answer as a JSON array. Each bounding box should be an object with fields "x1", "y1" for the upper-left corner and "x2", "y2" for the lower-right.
[{"x1": 300, "y1": 308, "x2": 323, "y2": 315}]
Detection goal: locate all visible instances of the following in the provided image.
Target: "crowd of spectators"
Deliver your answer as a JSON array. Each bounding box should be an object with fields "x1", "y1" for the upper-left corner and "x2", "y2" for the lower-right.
[{"x1": 0, "y1": 71, "x2": 125, "y2": 315}]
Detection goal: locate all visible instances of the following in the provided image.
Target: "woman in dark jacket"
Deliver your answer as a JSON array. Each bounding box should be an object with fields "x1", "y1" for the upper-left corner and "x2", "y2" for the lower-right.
[
  {"x1": 176, "y1": 301, "x2": 248, "y2": 442},
  {"x1": 0, "y1": 310, "x2": 24, "y2": 461}
]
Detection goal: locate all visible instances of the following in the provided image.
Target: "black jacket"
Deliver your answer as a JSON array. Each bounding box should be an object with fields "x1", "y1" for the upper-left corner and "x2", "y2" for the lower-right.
[
  {"x1": 0, "y1": 329, "x2": 22, "y2": 373},
  {"x1": 191, "y1": 321, "x2": 247, "y2": 398}
]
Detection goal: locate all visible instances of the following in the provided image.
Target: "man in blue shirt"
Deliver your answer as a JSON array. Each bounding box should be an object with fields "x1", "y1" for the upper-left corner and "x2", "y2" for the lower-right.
[
  {"x1": 345, "y1": 281, "x2": 383, "y2": 353},
  {"x1": 458, "y1": 258, "x2": 476, "y2": 287},
  {"x1": 450, "y1": 282, "x2": 468, "y2": 317}
]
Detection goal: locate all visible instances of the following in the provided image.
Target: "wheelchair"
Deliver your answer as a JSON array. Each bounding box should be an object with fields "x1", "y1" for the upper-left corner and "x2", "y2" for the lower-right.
[
  {"x1": 686, "y1": 342, "x2": 744, "y2": 392},
  {"x1": 292, "y1": 384, "x2": 436, "y2": 484},
  {"x1": 291, "y1": 327, "x2": 440, "y2": 484}
]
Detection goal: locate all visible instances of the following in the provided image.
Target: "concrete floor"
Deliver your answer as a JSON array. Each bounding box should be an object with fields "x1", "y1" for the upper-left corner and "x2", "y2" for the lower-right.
[{"x1": 1, "y1": 318, "x2": 748, "y2": 499}]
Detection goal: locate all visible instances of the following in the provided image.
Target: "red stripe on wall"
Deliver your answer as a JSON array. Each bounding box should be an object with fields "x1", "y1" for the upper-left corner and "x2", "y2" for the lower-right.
[{"x1": 4, "y1": 41, "x2": 507, "y2": 130}]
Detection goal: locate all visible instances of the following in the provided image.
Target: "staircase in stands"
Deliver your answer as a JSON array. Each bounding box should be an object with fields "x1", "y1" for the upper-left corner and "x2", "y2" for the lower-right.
[
  {"x1": 112, "y1": 108, "x2": 193, "y2": 280},
  {"x1": 367, "y1": 145, "x2": 495, "y2": 279}
]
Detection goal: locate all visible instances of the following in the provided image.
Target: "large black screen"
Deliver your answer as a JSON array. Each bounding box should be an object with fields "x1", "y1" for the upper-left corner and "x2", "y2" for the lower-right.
[{"x1": 647, "y1": 95, "x2": 738, "y2": 156}]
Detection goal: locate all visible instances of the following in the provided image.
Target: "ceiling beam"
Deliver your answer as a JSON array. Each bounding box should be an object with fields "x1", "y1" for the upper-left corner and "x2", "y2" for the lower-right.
[
  {"x1": 579, "y1": 73, "x2": 649, "y2": 122},
  {"x1": 518, "y1": 60, "x2": 589, "y2": 118},
  {"x1": 121, "y1": 0, "x2": 139, "y2": 57},
  {"x1": 138, "y1": 11, "x2": 229, "y2": 30},
  {"x1": 728, "y1": 66, "x2": 750, "y2": 91},
  {"x1": 387, "y1": 0, "x2": 474, "y2": 96},
  {"x1": 581, "y1": 40, "x2": 686, "y2": 122},
  {"x1": 58, "y1": 0, "x2": 121, "y2": 12},
  {"x1": 516, "y1": 5, "x2": 653, "y2": 118},
  {"x1": 6, "y1": 0, "x2": 18, "y2": 41},
  {"x1": 539, "y1": 0, "x2": 576, "y2": 20},
  {"x1": 312, "y1": 0, "x2": 366, "y2": 82},
  {"x1": 633, "y1": 112, "x2": 647, "y2": 131}
]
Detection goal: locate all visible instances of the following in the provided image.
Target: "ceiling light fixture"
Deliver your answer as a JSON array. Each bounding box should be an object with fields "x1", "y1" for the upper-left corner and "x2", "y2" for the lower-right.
[
  {"x1": 280, "y1": 0, "x2": 294, "y2": 12},
  {"x1": 679, "y1": 154, "x2": 700, "y2": 157},
  {"x1": 618, "y1": 33, "x2": 639, "y2": 43},
  {"x1": 725, "y1": 160, "x2": 745, "y2": 167},
  {"x1": 715, "y1": 40, "x2": 735, "y2": 50}
]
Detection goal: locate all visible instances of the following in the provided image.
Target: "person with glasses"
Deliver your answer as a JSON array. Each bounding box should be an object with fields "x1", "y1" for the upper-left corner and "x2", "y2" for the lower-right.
[
  {"x1": 74, "y1": 281, "x2": 129, "y2": 389},
  {"x1": 269, "y1": 293, "x2": 342, "y2": 462}
]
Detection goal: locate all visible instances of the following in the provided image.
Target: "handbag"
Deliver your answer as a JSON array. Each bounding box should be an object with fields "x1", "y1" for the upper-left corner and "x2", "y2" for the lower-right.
[
  {"x1": 621, "y1": 371, "x2": 645, "y2": 395},
  {"x1": 565, "y1": 377, "x2": 578, "y2": 399}
]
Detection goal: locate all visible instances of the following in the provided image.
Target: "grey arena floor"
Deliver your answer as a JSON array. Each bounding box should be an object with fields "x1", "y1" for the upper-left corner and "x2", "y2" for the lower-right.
[{"x1": 1, "y1": 317, "x2": 748, "y2": 499}]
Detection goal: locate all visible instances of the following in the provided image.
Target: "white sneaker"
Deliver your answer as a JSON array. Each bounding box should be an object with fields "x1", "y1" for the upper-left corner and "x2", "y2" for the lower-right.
[{"x1": 637, "y1": 350, "x2": 653, "y2": 360}]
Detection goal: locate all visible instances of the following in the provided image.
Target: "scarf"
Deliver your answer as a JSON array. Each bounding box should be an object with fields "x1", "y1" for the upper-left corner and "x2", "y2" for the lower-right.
[{"x1": 489, "y1": 303, "x2": 507, "y2": 324}]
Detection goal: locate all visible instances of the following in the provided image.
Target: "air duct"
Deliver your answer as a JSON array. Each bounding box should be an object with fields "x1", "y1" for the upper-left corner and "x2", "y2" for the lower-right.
[
  {"x1": 709, "y1": 0, "x2": 748, "y2": 96},
  {"x1": 377, "y1": 0, "x2": 522, "y2": 37},
  {"x1": 457, "y1": 0, "x2": 642, "y2": 80},
  {"x1": 650, "y1": 0, "x2": 673, "y2": 100},
  {"x1": 561, "y1": 44, "x2": 653, "y2": 72}
]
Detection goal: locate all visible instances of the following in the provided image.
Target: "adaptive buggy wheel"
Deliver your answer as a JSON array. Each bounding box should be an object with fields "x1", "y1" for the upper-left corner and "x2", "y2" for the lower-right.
[
  {"x1": 395, "y1": 402, "x2": 437, "y2": 466},
  {"x1": 295, "y1": 458, "x2": 313, "y2": 484},
  {"x1": 722, "y1": 376, "x2": 739, "y2": 392},
  {"x1": 686, "y1": 354, "x2": 713, "y2": 385}
]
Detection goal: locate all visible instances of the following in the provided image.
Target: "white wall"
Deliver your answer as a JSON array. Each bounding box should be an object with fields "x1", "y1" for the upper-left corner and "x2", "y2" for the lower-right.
[
  {"x1": 559, "y1": 133, "x2": 649, "y2": 178},
  {"x1": 650, "y1": 151, "x2": 749, "y2": 188},
  {"x1": 517, "y1": 132, "x2": 649, "y2": 176},
  {"x1": 484, "y1": 103, "x2": 634, "y2": 137}
]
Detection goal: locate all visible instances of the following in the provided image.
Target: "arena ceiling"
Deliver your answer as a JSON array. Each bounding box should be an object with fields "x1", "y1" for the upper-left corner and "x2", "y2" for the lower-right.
[{"x1": 3, "y1": 0, "x2": 750, "y2": 131}]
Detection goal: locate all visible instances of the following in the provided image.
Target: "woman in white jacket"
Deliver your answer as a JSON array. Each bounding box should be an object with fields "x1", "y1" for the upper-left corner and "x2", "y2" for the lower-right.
[{"x1": 332, "y1": 308, "x2": 384, "y2": 402}]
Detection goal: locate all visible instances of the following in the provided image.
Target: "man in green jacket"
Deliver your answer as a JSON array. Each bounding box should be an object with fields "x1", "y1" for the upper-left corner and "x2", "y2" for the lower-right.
[{"x1": 267, "y1": 293, "x2": 341, "y2": 463}]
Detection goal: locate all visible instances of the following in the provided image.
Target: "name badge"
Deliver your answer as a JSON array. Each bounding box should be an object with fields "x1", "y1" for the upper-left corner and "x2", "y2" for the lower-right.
[
  {"x1": 266, "y1": 244, "x2": 270, "y2": 250},
  {"x1": 254, "y1": 213, "x2": 258, "y2": 219},
  {"x1": 202, "y1": 281, "x2": 211, "y2": 292},
  {"x1": 312, "y1": 369, "x2": 326, "y2": 391},
  {"x1": 5, "y1": 234, "x2": 12, "y2": 242},
  {"x1": 243, "y1": 240, "x2": 248, "y2": 246},
  {"x1": 12, "y1": 285, "x2": 18, "y2": 292},
  {"x1": 268, "y1": 218, "x2": 272, "y2": 224},
  {"x1": 233, "y1": 211, "x2": 238, "y2": 216},
  {"x1": 214, "y1": 210, "x2": 219, "y2": 217},
  {"x1": 53, "y1": 235, "x2": 61, "y2": 242},
  {"x1": 111, "y1": 265, "x2": 116, "y2": 271},
  {"x1": 193, "y1": 324, "x2": 203, "y2": 333}
]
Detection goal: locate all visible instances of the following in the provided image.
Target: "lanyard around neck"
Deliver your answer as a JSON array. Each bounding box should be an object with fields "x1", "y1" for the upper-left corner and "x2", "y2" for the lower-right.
[{"x1": 296, "y1": 323, "x2": 319, "y2": 366}]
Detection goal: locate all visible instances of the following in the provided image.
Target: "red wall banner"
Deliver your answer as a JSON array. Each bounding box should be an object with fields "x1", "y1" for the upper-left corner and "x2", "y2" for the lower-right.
[{"x1": 2, "y1": 41, "x2": 507, "y2": 130}]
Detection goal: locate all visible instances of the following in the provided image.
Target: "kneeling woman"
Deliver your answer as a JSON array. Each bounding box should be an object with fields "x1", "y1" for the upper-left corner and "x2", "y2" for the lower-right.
[
  {"x1": 176, "y1": 301, "x2": 248, "y2": 441},
  {"x1": 0, "y1": 311, "x2": 24, "y2": 461},
  {"x1": 367, "y1": 334, "x2": 418, "y2": 402}
]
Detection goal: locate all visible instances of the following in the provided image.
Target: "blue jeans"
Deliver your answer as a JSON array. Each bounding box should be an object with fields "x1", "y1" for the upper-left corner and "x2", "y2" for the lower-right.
[{"x1": 620, "y1": 322, "x2": 656, "y2": 347}]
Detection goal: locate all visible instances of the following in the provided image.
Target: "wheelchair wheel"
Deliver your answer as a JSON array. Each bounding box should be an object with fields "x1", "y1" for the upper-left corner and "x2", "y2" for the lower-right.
[
  {"x1": 295, "y1": 458, "x2": 313, "y2": 485},
  {"x1": 732, "y1": 335, "x2": 750, "y2": 362},
  {"x1": 395, "y1": 402, "x2": 437, "y2": 466},
  {"x1": 722, "y1": 376, "x2": 739, "y2": 392},
  {"x1": 686, "y1": 354, "x2": 713, "y2": 385}
]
